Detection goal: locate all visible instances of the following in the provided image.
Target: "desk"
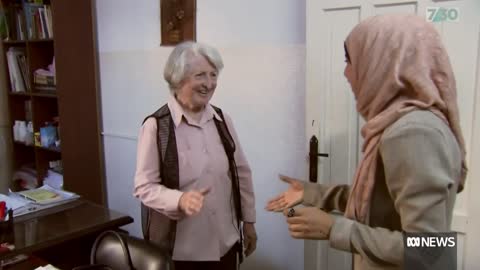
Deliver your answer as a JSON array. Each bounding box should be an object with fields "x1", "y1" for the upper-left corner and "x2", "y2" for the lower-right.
[{"x1": 1, "y1": 200, "x2": 133, "y2": 268}]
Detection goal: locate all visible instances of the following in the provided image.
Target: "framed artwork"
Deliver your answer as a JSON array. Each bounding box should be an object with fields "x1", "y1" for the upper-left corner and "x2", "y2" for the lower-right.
[{"x1": 160, "y1": 0, "x2": 196, "y2": 45}]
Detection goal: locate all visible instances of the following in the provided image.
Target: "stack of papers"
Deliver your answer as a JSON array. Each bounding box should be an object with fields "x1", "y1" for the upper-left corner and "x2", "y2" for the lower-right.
[
  {"x1": 0, "y1": 185, "x2": 80, "y2": 217},
  {"x1": 0, "y1": 194, "x2": 28, "y2": 212},
  {"x1": 34, "y1": 265, "x2": 60, "y2": 270},
  {"x1": 17, "y1": 185, "x2": 79, "y2": 205}
]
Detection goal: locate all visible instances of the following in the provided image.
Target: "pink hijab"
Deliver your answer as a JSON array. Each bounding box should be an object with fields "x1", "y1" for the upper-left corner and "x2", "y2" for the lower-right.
[{"x1": 344, "y1": 14, "x2": 467, "y2": 223}]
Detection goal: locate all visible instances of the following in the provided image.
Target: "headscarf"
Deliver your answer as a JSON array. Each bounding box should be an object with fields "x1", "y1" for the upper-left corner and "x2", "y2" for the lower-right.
[{"x1": 344, "y1": 14, "x2": 467, "y2": 223}]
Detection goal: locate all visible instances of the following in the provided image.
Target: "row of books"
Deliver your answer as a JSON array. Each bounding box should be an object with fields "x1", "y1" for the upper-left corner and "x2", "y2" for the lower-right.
[
  {"x1": 6, "y1": 47, "x2": 56, "y2": 92},
  {"x1": 34, "y1": 73, "x2": 55, "y2": 90},
  {"x1": 2, "y1": 2, "x2": 53, "y2": 41},
  {"x1": 24, "y1": 2, "x2": 53, "y2": 40},
  {"x1": 6, "y1": 47, "x2": 29, "y2": 92},
  {"x1": 1, "y1": 5, "x2": 25, "y2": 40}
]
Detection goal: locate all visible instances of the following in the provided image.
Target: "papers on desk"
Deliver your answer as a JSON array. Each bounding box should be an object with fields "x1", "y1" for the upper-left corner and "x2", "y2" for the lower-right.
[
  {"x1": 17, "y1": 185, "x2": 78, "y2": 205},
  {"x1": 0, "y1": 193, "x2": 28, "y2": 212},
  {"x1": 34, "y1": 264, "x2": 61, "y2": 270},
  {"x1": 0, "y1": 185, "x2": 80, "y2": 217}
]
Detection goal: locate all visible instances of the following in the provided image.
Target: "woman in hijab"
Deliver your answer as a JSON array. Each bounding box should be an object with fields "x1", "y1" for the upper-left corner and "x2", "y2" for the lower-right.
[{"x1": 266, "y1": 14, "x2": 466, "y2": 269}]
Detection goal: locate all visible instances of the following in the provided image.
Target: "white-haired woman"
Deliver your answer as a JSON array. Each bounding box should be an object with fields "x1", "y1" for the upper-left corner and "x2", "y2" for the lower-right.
[{"x1": 134, "y1": 41, "x2": 257, "y2": 270}]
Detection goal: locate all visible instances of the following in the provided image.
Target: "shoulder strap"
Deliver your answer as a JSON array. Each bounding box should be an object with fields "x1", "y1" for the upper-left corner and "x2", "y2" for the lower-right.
[
  {"x1": 211, "y1": 105, "x2": 236, "y2": 157},
  {"x1": 211, "y1": 105, "x2": 245, "y2": 263}
]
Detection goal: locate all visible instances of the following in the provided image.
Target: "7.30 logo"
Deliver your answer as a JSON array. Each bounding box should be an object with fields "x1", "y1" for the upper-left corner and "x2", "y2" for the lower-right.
[{"x1": 426, "y1": 7, "x2": 459, "y2": 23}]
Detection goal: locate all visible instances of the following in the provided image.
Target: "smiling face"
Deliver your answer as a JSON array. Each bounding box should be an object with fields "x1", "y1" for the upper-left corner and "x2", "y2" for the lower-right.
[{"x1": 175, "y1": 54, "x2": 218, "y2": 112}]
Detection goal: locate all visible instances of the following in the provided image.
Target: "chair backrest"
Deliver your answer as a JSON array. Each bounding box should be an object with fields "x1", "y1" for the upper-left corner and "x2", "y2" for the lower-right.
[{"x1": 91, "y1": 230, "x2": 171, "y2": 270}]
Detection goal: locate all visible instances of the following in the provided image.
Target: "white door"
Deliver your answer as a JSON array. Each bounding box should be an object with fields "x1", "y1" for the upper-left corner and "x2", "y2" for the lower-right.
[{"x1": 305, "y1": 1, "x2": 480, "y2": 270}]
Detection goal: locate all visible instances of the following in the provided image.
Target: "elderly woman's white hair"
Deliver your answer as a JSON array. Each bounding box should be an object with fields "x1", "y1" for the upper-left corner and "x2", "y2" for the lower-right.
[{"x1": 164, "y1": 41, "x2": 224, "y2": 93}]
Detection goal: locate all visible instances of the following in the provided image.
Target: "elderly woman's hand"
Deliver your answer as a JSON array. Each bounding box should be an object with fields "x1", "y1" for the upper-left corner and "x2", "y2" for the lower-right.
[
  {"x1": 283, "y1": 207, "x2": 334, "y2": 240},
  {"x1": 178, "y1": 188, "x2": 210, "y2": 216},
  {"x1": 243, "y1": 222, "x2": 257, "y2": 257},
  {"x1": 265, "y1": 175, "x2": 304, "y2": 212}
]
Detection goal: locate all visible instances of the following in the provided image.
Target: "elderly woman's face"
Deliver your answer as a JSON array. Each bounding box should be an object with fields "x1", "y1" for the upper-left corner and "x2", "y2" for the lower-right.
[{"x1": 176, "y1": 55, "x2": 218, "y2": 111}]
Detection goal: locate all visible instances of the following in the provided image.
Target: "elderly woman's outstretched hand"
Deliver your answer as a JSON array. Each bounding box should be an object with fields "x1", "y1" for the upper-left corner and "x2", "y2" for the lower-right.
[{"x1": 265, "y1": 175, "x2": 304, "y2": 212}]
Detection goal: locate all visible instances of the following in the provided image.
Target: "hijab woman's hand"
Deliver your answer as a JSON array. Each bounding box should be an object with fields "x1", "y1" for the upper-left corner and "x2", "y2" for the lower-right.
[{"x1": 265, "y1": 175, "x2": 304, "y2": 212}]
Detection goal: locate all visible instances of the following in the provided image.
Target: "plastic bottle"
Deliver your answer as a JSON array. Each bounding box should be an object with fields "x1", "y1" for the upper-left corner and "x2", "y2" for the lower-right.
[
  {"x1": 25, "y1": 121, "x2": 34, "y2": 145},
  {"x1": 18, "y1": 121, "x2": 27, "y2": 143},
  {"x1": 12, "y1": 121, "x2": 17, "y2": 141},
  {"x1": 13, "y1": 121, "x2": 20, "y2": 141}
]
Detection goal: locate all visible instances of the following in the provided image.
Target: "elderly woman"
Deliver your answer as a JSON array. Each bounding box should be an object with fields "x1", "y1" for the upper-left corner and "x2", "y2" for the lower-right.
[
  {"x1": 134, "y1": 41, "x2": 257, "y2": 270},
  {"x1": 266, "y1": 14, "x2": 466, "y2": 269}
]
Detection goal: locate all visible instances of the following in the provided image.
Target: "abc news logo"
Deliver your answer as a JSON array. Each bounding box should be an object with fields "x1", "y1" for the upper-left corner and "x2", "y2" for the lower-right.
[
  {"x1": 404, "y1": 233, "x2": 457, "y2": 269},
  {"x1": 406, "y1": 236, "x2": 456, "y2": 248}
]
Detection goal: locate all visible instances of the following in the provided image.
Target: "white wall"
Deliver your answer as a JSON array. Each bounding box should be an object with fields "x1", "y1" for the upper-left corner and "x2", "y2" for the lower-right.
[{"x1": 95, "y1": 0, "x2": 306, "y2": 269}]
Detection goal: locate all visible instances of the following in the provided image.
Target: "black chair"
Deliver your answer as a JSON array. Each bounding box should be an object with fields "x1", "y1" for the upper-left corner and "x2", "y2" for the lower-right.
[{"x1": 73, "y1": 230, "x2": 171, "y2": 270}]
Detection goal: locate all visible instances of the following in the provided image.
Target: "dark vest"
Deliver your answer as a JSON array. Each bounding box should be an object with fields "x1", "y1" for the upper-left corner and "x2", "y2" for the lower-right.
[{"x1": 140, "y1": 104, "x2": 244, "y2": 261}]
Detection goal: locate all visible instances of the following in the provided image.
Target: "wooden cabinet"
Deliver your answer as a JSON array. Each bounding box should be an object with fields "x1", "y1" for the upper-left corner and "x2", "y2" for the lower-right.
[{"x1": 1, "y1": 0, "x2": 105, "y2": 205}]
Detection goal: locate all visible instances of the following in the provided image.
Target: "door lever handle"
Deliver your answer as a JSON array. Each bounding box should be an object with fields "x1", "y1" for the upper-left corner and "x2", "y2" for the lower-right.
[{"x1": 309, "y1": 135, "x2": 328, "y2": 183}]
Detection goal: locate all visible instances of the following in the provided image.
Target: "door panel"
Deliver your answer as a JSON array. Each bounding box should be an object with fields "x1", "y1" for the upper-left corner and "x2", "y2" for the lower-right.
[{"x1": 306, "y1": 2, "x2": 362, "y2": 270}]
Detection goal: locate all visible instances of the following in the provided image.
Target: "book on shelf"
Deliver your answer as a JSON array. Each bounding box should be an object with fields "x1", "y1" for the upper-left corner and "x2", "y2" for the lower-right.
[
  {"x1": 33, "y1": 73, "x2": 55, "y2": 85},
  {"x1": 16, "y1": 53, "x2": 30, "y2": 91},
  {"x1": 2, "y1": 4, "x2": 26, "y2": 41},
  {"x1": 22, "y1": 2, "x2": 52, "y2": 40},
  {"x1": 0, "y1": 3, "x2": 9, "y2": 39},
  {"x1": 6, "y1": 47, "x2": 27, "y2": 92},
  {"x1": 34, "y1": 85, "x2": 56, "y2": 91}
]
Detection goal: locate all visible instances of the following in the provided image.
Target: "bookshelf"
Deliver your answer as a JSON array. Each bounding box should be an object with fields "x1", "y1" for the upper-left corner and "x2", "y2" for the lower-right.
[{"x1": 1, "y1": 0, "x2": 105, "y2": 205}]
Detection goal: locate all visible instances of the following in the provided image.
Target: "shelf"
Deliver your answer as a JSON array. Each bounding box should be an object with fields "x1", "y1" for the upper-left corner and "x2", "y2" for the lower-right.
[
  {"x1": 36, "y1": 145, "x2": 61, "y2": 153},
  {"x1": 3, "y1": 39, "x2": 27, "y2": 45},
  {"x1": 4, "y1": 0, "x2": 105, "y2": 205},
  {"x1": 14, "y1": 142, "x2": 61, "y2": 153},
  {"x1": 32, "y1": 91, "x2": 57, "y2": 98},
  {"x1": 9, "y1": 92, "x2": 30, "y2": 97},
  {"x1": 14, "y1": 141, "x2": 35, "y2": 148},
  {"x1": 8, "y1": 91, "x2": 57, "y2": 98},
  {"x1": 28, "y1": 39, "x2": 54, "y2": 43}
]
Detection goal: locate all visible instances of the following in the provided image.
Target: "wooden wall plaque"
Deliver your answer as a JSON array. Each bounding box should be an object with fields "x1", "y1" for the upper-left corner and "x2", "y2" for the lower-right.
[{"x1": 161, "y1": 0, "x2": 196, "y2": 45}]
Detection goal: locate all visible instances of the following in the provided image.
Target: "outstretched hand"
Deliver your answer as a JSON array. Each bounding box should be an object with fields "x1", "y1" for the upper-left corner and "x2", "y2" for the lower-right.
[{"x1": 265, "y1": 175, "x2": 304, "y2": 212}]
